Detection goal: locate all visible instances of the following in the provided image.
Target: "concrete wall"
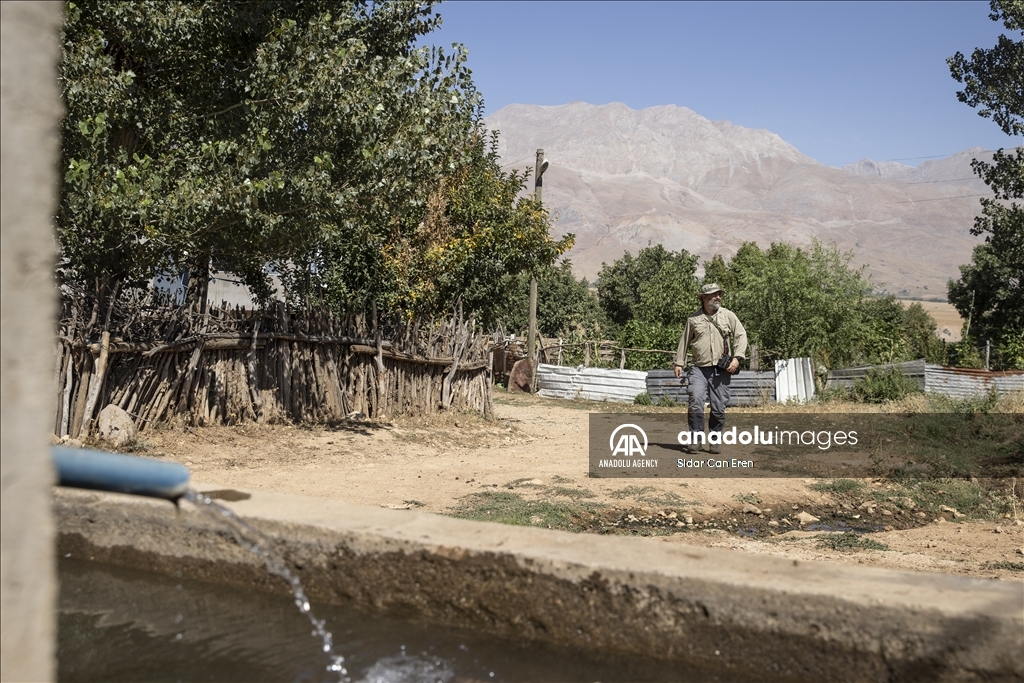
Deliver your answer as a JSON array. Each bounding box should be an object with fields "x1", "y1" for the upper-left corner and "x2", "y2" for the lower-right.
[
  {"x1": 55, "y1": 487, "x2": 1024, "y2": 682},
  {"x1": 154, "y1": 270, "x2": 285, "y2": 308},
  {"x1": 1, "y1": 3, "x2": 63, "y2": 681}
]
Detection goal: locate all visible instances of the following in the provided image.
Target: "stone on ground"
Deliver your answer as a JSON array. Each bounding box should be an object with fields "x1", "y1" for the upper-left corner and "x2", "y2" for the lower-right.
[
  {"x1": 508, "y1": 358, "x2": 534, "y2": 393},
  {"x1": 97, "y1": 404, "x2": 137, "y2": 448},
  {"x1": 795, "y1": 511, "x2": 820, "y2": 525}
]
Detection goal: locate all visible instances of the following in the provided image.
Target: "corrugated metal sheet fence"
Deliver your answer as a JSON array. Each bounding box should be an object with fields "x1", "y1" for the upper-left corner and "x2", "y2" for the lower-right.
[
  {"x1": 826, "y1": 360, "x2": 927, "y2": 391},
  {"x1": 537, "y1": 357, "x2": 1023, "y2": 406},
  {"x1": 924, "y1": 365, "x2": 1024, "y2": 399},
  {"x1": 774, "y1": 357, "x2": 817, "y2": 403},
  {"x1": 536, "y1": 364, "x2": 648, "y2": 403},
  {"x1": 647, "y1": 370, "x2": 777, "y2": 407},
  {"x1": 826, "y1": 359, "x2": 1023, "y2": 399}
]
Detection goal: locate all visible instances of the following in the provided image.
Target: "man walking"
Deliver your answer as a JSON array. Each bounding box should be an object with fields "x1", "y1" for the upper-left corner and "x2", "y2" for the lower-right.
[{"x1": 673, "y1": 284, "x2": 748, "y2": 454}]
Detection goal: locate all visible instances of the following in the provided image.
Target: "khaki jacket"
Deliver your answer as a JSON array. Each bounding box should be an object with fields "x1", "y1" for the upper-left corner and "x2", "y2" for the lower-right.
[{"x1": 674, "y1": 306, "x2": 748, "y2": 368}]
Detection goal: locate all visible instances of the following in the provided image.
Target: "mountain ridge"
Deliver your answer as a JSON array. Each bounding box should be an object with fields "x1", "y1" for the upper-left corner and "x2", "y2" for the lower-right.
[{"x1": 485, "y1": 101, "x2": 994, "y2": 299}]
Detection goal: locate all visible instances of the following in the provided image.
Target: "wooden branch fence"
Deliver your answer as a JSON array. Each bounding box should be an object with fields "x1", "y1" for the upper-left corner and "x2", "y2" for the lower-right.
[{"x1": 54, "y1": 301, "x2": 493, "y2": 438}]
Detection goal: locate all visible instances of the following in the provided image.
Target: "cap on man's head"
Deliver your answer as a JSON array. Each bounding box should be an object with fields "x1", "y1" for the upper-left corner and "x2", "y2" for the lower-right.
[{"x1": 700, "y1": 283, "x2": 725, "y2": 297}]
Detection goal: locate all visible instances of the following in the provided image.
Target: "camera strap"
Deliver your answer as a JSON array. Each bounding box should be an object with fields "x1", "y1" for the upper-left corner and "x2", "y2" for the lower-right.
[{"x1": 705, "y1": 314, "x2": 732, "y2": 358}]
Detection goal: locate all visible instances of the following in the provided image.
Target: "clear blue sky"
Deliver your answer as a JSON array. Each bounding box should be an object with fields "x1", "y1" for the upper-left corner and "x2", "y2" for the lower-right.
[{"x1": 429, "y1": 1, "x2": 1021, "y2": 166}]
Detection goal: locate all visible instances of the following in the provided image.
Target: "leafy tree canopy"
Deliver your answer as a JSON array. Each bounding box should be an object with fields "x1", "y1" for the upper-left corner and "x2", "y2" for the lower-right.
[
  {"x1": 313, "y1": 130, "x2": 572, "y2": 317},
  {"x1": 701, "y1": 241, "x2": 943, "y2": 369},
  {"x1": 712, "y1": 241, "x2": 872, "y2": 368},
  {"x1": 595, "y1": 245, "x2": 700, "y2": 329},
  {"x1": 947, "y1": 0, "x2": 1024, "y2": 368},
  {"x1": 514, "y1": 238, "x2": 948, "y2": 372},
  {"x1": 485, "y1": 260, "x2": 604, "y2": 338},
  {"x1": 59, "y1": 0, "x2": 485, "y2": 312},
  {"x1": 591, "y1": 240, "x2": 946, "y2": 371}
]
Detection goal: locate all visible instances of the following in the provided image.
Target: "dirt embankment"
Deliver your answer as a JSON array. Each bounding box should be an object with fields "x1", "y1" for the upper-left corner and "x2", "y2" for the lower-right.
[{"x1": 125, "y1": 392, "x2": 1024, "y2": 582}]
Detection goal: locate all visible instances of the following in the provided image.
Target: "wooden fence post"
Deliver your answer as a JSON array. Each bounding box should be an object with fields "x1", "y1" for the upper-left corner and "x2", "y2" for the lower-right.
[
  {"x1": 372, "y1": 300, "x2": 385, "y2": 417},
  {"x1": 58, "y1": 342, "x2": 73, "y2": 437},
  {"x1": 78, "y1": 330, "x2": 110, "y2": 436},
  {"x1": 247, "y1": 316, "x2": 263, "y2": 422}
]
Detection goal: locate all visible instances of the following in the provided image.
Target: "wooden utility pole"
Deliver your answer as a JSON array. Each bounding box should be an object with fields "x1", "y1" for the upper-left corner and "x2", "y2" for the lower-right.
[{"x1": 528, "y1": 148, "x2": 548, "y2": 366}]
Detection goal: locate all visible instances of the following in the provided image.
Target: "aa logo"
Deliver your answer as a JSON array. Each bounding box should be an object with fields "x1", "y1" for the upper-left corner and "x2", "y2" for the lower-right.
[{"x1": 609, "y1": 424, "x2": 648, "y2": 457}]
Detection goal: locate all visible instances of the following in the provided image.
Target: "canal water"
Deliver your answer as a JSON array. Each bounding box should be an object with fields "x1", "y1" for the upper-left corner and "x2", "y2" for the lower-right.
[{"x1": 58, "y1": 556, "x2": 759, "y2": 683}]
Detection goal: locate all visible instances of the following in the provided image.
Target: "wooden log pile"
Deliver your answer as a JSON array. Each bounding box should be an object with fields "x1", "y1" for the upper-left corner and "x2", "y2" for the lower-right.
[{"x1": 54, "y1": 300, "x2": 493, "y2": 437}]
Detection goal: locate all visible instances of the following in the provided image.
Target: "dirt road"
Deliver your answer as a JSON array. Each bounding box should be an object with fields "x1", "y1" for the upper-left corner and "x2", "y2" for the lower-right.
[{"x1": 129, "y1": 391, "x2": 1024, "y2": 582}]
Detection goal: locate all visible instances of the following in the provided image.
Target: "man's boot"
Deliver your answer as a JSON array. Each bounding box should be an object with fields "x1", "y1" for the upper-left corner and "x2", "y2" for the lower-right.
[{"x1": 709, "y1": 442, "x2": 721, "y2": 455}]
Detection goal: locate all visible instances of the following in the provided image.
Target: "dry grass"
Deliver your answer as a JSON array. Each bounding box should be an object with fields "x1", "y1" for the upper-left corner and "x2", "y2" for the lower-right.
[
  {"x1": 738, "y1": 389, "x2": 1024, "y2": 414},
  {"x1": 995, "y1": 389, "x2": 1024, "y2": 413},
  {"x1": 495, "y1": 386, "x2": 1024, "y2": 415}
]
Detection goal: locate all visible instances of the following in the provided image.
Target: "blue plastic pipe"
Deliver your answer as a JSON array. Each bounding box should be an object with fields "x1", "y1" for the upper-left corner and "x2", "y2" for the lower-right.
[{"x1": 52, "y1": 447, "x2": 190, "y2": 501}]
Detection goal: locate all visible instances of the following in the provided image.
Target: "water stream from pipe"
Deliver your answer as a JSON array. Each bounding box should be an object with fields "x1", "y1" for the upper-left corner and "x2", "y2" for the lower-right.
[{"x1": 182, "y1": 490, "x2": 348, "y2": 681}]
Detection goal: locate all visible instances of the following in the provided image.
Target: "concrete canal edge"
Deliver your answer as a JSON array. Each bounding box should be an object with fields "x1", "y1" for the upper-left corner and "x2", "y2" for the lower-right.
[{"x1": 54, "y1": 487, "x2": 1022, "y2": 682}]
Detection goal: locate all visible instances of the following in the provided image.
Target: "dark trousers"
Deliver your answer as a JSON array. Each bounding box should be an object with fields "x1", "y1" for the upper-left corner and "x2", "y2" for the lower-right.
[{"x1": 687, "y1": 365, "x2": 731, "y2": 433}]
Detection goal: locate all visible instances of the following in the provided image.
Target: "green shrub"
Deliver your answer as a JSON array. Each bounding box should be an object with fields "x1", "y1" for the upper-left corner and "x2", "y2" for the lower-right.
[
  {"x1": 815, "y1": 385, "x2": 852, "y2": 403},
  {"x1": 947, "y1": 335, "x2": 985, "y2": 368},
  {"x1": 851, "y1": 368, "x2": 922, "y2": 403},
  {"x1": 878, "y1": 477, "x2": 1015, "y2": 520},
  {"x1": 656, "y1": 395, "x2": 677, "y2": 407},
  {"x1": 733, "y1": 492, "x2": 763, "y2": 505},
  {"x1": 995, "y1": 333, "x2": 1024, "y2": 370},
  {"x1": 981, "y1": 561, "x2": 1024, "y2": 572},
  {"x1": 634, "y1": 392, "x2": 653, "y2": 406}
]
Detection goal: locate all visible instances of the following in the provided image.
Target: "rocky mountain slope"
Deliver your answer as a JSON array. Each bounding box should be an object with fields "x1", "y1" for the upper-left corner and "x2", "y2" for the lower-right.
[{"x1": 486, "y1": 101, "x2": 997, "y2": 300}]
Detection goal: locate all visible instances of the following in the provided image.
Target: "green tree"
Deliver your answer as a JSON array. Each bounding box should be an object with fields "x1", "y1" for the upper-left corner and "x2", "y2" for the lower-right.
[
  {"x1": 701, "y1": 253, "x2": 731, "y2": 290},
  {"x1": 947, "y1": 0, "x2": 1024, "y2": 368},
  {"x1": 596, "y1": 245, "x2": 700, "y2": 328},
  {"x1": 60, "y1": 1, "x2": 480, "y2": 314},
  {"x1": 618, "y1": 320, "x2": 683, "y2": 371},
  {"x1": 858, "y1": 296, "x2": 911, "y2": 364},
  {"x1": 723, "y1": 240, "x2": 872, "y2": 368},
  {"x1": 852, "y1": 298, "x2": 946, "y2": 365},
  {"x1": 486, "y1": 260, "x2": 604, "y2": 338},
  {"x1": 328, "y1": 130, "x2": 572, "y2": 318},
  {"x1": 901, "y1": 302, "x2": 948, "y2": 364},
  {"x1": 708, "y1": 242, "x2": 945, "y2": 368},
  {"x1": 634, "y1": 255, "x2": 702, "y2": 325},
  {"x1": 592, "y1": 245, "x2": 700, "y2": 369},
  {"x1": 592, "y1": 239, "x2": 946, "y2": 371}
]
